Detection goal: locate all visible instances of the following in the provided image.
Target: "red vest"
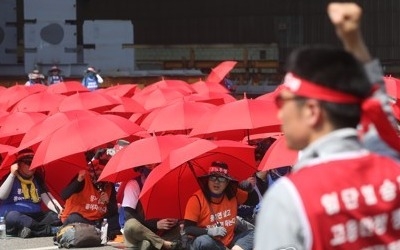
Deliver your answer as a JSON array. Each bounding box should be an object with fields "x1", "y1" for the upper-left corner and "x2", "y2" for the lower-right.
[
  {"x1": 61, "y1": 174, "x2": 112, "y2": 222},
  {"x1": 289, "y1": 153, "x2": 400, "y2": 250}
]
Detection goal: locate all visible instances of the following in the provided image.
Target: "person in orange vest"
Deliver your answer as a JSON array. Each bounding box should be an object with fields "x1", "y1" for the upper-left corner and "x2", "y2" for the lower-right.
[
  {"x1": 183, "y1": 161, "x2": 254, "y2": 250},
  {"x1": 255, "y1": 2, "x2": 400, "y2": 250},
  {"x1": 60, "y1": 148, "x2": 120, "y2": 240}
]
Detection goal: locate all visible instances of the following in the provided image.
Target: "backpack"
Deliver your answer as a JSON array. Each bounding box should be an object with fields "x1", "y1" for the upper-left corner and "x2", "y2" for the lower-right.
[{"x1": 55, "y1": 222, "x2": 102, "y2": 248}]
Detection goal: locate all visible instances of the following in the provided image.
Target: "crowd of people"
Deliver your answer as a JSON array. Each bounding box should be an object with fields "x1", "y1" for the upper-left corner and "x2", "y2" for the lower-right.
[{"x1": 1, "y1": 2, "x2": 400, "y2": 250}]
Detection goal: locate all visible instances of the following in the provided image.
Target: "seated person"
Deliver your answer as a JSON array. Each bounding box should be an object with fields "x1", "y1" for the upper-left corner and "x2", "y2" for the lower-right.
[
  {"x1": 0, "y1": 149, "x2": 63, "y2": 238},
  {"x1": 122, "y1": 165, "x2": 180, "y2": 250},
  {"x1": 183, "y1": 161, "x2": 254, "y2": 250},
  {"x1": 60, "y1": 149, "x2": 120, "y2": 240},
  {"x1": 237, "y1": 170, "x2": 269, "y2": 224}
]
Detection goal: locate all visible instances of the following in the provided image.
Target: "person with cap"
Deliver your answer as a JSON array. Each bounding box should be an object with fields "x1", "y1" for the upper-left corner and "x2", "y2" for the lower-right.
[
  {"x1": 183, "y1": 161, "x2": 254, "y2": 250},
  {"x1": 0, "y1": 149, "x2": 63, "y2": 238},
  {"x1": 255, "y1": 2, "x2": 400, "y2": 250},
  {"x1": 60, "y1": 148, "x2": 121, "y2": 240},
  {"x1": 82, "y1": 66, "x2": 104, "y2": 91},
  {"x1": 122, "y1": 164, "x2": 181, "y2": 250},
  {"x1": 25, "y1": 69, "x2": 45, "y2": 86},
  {"x1": 47, "y1": 65, "x2": 64, "y2": 85}
]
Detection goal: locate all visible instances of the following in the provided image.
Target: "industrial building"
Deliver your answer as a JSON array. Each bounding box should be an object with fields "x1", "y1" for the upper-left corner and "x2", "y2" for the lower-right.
[{"x1": 0, "y1": 0, "x2": 399, "y2": 93}]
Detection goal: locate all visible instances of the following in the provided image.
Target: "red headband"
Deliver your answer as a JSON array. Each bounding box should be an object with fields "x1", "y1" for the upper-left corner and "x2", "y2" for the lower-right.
[
  {"x1": 282, "y1": 73, "x2": 362, "y2": 103},
  {"x1": 281, "y1": 73, "x2": 400, "y2": 153}
]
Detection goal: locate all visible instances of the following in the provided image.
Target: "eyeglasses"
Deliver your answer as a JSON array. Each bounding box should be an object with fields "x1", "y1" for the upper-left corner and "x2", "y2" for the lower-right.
[
  {"x1": 209, "y1": 175, "x2": 228, "y2": 183},
  {"x1": 274, "y1": 95, "x2": 302, "y2": 109}
]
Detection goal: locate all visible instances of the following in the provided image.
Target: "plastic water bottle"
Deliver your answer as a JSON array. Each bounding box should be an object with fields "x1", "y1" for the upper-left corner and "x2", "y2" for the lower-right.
[
  {"x1": 100, "y1": 218, "x2": 108, "y2": 245},
  {"x1": 0, "y1": 216, "x2": 6, "y2": 239}
]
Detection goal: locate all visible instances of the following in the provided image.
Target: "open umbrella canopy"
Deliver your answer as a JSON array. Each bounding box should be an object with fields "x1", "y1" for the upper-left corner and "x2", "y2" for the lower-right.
[
  {"x1": 16, "y1": 110, "x2": 99, "y2": 152},
  {"x1": 133, "y1": 88, "x2": 189, "y2": 111},
  {"x1": 139, "y1": 139, "x2": 256, "y2": 219},
  {"x1": 104, "y1": 96, "x2": 146, "y2": 118},
  {"x1": 191, "y1": 79, "x2": 230, "y2": 94},
  {"x1": 11, "y1": 91, "x2": 66, "y2": 113},
  {"x1": 384, "y1": 76, "x2": 400, "y2": 100},
  {"x1": 140, "y1": 79, "x2": 195, "y2": 95},
  {"x1": 0, "y1": 84, "x2": 45, "y2": 111},
  {"x1": 0, "y1": 112, "x2": 47, "y2": 147},
  {"x1": 183, "y1": 92, "x2": 236, "y2": 106},
  {"x1": 98, "y1": 134, "x2": 197, "y2": 182},
  {"x1": 54, "y1": 91, "x2": 121, "y2": 114},
  {"x1": 46, "y1": 81, "x2": 90, "y2": 95},
  {"x1": 140, "y1": 100, "x2": 216, "y2": 134},
  {"x1": 206, "y1": 61, "x2": 237, "y2": 84},
  {"x1": 189, "y1": 97, "x2": 281, "y2": 140},
  {"x1": 29, "y1": 114, "x2": 147, "y2": 169},
  {"x1": 0, "y1": 144, "x2": 17, "y2": 180},
  {"x1": 97, "y1": 84, "x2": 140, "y2": 98},
  {"x1": 258, "y1": 135, "x2": 298, "y2": 171}
]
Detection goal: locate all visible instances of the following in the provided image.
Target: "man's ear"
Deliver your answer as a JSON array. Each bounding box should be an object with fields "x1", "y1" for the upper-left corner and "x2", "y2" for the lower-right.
[{"x1": 304, "y1": 99, "x2": 323, "y2": 127}]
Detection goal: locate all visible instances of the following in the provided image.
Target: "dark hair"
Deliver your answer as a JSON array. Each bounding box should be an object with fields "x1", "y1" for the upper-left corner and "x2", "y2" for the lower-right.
[
  {"x1": 286, "y1": 46, "x2": 371, "y2": 129},
  {"x1": 250, "y1": 137, "x2": 277, "y2": 161}
]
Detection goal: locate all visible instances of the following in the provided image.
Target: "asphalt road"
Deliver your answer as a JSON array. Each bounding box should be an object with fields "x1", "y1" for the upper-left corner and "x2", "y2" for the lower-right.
[{"x1": 0, "y1": 235, "x2": 125, "y2": 250}]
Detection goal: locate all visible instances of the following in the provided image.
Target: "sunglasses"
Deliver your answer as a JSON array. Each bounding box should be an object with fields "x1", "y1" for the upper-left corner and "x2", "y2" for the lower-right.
[{"x1": 209, "y1": 175, "x2": 228, "y2": 183}]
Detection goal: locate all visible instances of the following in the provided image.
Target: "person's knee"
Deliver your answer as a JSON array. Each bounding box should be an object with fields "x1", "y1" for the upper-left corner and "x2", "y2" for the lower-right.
[
  {"x1": 5, "y1": 211, "x2": 21, "y2": 224},
  {"x1": 124, "y1": 218, "x2": 141, "y2": 233},
  {"x1": 192, "y1": 235, "x2": 216, "y2": 249}
]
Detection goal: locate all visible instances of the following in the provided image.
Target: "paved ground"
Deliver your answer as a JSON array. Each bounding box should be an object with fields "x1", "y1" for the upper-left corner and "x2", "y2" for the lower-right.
[{"x1": 0, "y1": 235, "x2": 125, "y2": 250}]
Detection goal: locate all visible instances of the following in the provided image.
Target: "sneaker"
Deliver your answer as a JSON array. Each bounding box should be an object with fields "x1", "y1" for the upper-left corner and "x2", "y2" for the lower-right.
[{"x1": 18, "y1": 227, "x2": 32, "y2": 238}]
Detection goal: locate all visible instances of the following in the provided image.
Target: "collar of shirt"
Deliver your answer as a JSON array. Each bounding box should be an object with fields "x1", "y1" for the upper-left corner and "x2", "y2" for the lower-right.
[{"x1": 293, "y1": 128, "x2": 363, "y2": 172}]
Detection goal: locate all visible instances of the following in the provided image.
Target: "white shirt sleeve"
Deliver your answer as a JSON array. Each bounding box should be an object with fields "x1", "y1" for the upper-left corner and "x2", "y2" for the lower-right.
[
  {"x1": 255, "y1": 177, "x2": 310, "y2": 250},
  {"x1": 121, "y1": 180, "x2": 140, "y2": 209},
  {"x1": 96, "y1": 74, "x2": 104, "y2": 84}
]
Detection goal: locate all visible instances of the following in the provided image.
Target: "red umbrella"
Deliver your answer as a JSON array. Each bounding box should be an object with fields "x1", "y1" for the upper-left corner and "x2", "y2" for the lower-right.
[
  {"x1": 97, "y1": 135, "x2": 197, "y2": 182},
  {"x1": 104, "y1": 96, "x2": 146, "y2": 118},
  {"x1": 0, "y1": 85, "x2": 45, "y2": 111},
  {"x1": 17, "y1": 110, "x2": 99, "y2": 151},
  {"x1": 0, "y1": 144, "x2": 17, "y2": 180},
  {"x1": 192, "y1": 79, "x2": 230, "y2": 94},
  {"x1": 38, "y1": 158, "x2": 86, "y2": 205},
  {"x1": 184, "y1": 92, "x2": 236, "y2": 106},
  {"x1": 133, "y1": 88, "x2": 188, "y2": 111},
  {"x1": 206, "y1": 61, "x2": 237, "y2": 84},
  {"x1": 257, "y1": 135, "x2": 298, "y2": 171},
  {"x1": 139, "y1": 139, "x2": 256, "y2": 219},
  {"x1": 11, "y1": 91, "x2": 66, "y2": 113},
  {"x1": 141, "y1": 79, "x2": 195, "y2": 95},
  {"x1": 46, "y1": 81, "x2": 90, "y2": 95},
  {"x1": 140, "y1": 100, "x2": 216, "y2": 134},
  {"x1": 54, "y1": 92, "x2": 121, "y2": 114},
  {"x1": 256, "y1": 85, "x2": 283, "y2": 101},
  {"x1": 189, "y1": 97, "x2": 281, "y2": 141},
  {"x1": 0, "y1": 112, "x2": 47, "y2": 147},
  {"x1": 384, "y1": 76, "x2": 400, "y2": 100},
  {"x1": 98, "y1": 84, "x2": 140, "y2": 98},
  {"x1": 29, "y1": 114, "x2": 147, "y2": 169}
]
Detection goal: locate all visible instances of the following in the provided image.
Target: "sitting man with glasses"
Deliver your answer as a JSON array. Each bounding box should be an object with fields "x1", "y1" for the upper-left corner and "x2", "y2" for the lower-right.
[{"x1": 183, "y1": 161, "x2": 254, "y2": 250}]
